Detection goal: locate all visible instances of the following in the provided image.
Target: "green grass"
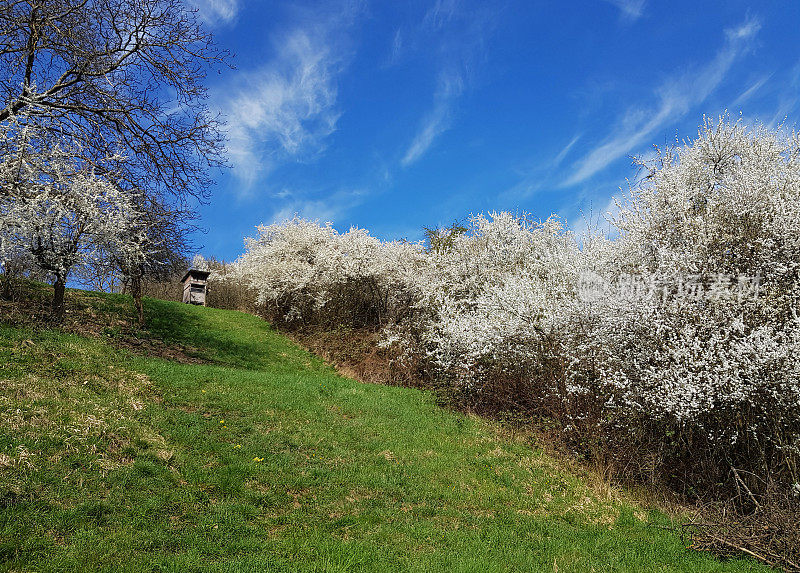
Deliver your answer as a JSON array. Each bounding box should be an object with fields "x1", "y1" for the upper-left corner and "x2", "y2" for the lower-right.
[{"x1": 0, "y1": 293, "x2": 771, "y2": 572}]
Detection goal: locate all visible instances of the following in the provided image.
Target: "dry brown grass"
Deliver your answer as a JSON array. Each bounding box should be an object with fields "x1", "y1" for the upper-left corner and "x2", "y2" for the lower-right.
[{"x1": 289, "y1": 326, "x2": 422, "y2": 387}]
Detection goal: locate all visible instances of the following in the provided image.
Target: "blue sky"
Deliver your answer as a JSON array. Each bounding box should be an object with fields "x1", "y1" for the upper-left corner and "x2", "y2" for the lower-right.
[{"x1": 191, "y1": 0, "x2": 800, "y2": 260}]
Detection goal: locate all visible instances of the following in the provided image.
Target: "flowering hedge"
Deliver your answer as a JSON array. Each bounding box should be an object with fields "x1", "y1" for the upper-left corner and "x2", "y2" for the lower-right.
[
  {"x1": 235, "y1": 217, "x2": 425, "y2": 328},
  {"x1": 233, "y1": 118, "x2": 800, "y2": 498}
]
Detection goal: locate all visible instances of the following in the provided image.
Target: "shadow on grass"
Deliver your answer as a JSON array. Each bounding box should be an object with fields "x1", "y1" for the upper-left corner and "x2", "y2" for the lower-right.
[
  {"x1": 142, "y1": 298, "x2": 297, "y2": 371},
  {"x1": 0, "y1": 280, "x2": 136, "y2": 334}
]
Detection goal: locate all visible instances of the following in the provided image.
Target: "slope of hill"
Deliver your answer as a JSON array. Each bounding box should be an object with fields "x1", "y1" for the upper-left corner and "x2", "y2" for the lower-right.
[{"x1": 0, "y1": 290, "x2": 769, "y2": 572}]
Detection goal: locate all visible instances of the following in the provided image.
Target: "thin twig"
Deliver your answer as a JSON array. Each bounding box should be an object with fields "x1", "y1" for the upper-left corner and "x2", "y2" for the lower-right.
[{"x1": 731, "y1": 466, "x2": 762, "y2": 512}]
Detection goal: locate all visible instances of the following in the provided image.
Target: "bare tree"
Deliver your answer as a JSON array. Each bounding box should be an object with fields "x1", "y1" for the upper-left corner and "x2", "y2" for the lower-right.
[
  {"x1": 73, "y1": 262, "x2": 126, "y2": 294},
  {"x1": 0, "y1": 0, "x2": 229, "y2": 205}
]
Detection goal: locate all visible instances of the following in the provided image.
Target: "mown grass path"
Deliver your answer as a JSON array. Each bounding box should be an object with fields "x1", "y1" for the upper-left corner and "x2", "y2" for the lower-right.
[{"x1": 0, "y1": 295, "x2": 769, "y2": 571}]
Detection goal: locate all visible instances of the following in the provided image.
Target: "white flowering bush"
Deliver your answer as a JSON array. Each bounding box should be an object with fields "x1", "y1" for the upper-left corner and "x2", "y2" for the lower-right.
[
  {"x1": 394, "y1": 212, "x2": 591, "y2": 410},
  {"x1": 565, "y1": 118, "x2": 800, "y2": 490},
  {"x1": 235, "y1": 217, "x2": 425, "y2": 328},
  {"x1": 231, "y1": 117, "x2": 800, "y2": 496}
]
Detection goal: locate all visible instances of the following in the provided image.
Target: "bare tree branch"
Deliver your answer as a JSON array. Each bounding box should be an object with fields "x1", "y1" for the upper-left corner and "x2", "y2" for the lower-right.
[{"x1": 0, "y1": 0, "x2": 230, "y2": 205}]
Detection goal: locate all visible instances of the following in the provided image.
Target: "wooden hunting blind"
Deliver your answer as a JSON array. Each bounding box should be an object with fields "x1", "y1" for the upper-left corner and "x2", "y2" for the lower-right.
[{"x1": 181, "y1": 269, "x2": 211, "y2": 306}]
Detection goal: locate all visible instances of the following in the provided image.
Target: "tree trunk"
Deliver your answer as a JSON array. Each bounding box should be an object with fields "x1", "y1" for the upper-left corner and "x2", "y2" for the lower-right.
[
  {"x1": 131, "y1": 276, "x2": 144, "y2": 327},
  {"x1": 52, "y1": 276, "x2": 66, "y2": 321},
  {"x1": 0, "y1": 270, "x2": 12, "y2": 301}
]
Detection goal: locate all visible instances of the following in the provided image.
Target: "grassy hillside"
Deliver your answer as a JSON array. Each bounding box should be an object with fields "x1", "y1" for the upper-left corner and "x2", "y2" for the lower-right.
[{"x1": 0, "y1": 291, "x2": 770, "y2": 572}]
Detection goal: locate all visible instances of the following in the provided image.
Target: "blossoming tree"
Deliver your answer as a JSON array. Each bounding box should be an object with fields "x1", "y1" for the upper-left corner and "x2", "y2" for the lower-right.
[{"x1": 0, "y1": 120, "x2": 138, "y2": 319}]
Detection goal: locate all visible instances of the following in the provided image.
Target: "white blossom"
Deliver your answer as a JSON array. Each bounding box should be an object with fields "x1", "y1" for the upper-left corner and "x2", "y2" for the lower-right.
[
  {"x1": 227, "y1": 116, "x2": 800, "y2": 483},
  {"x1": 0, "y1": 116, "x2": 139, "y2": 312}
]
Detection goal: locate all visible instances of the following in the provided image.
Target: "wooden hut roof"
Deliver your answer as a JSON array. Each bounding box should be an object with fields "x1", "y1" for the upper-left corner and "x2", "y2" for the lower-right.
[{"x1": 181, "y1": 269, "x2": 212, "y2": 283}]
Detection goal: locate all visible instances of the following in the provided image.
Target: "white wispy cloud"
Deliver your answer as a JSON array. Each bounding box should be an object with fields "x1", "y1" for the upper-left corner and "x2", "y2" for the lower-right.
[
  {"x1": 731, "y1": 74, "x2": 771, "y2": 109},
  {"x1": 402, "y1": 70, "x2": 464, "y2": 166},
  {"x1": 191, "y1": 0, "x2": 239, "y2": 25},
  {"x1": 726, "y1": 17, "x2": 762, "y2": 41},
  {"x1": 423, "y1": 0, "x2": 460, "y2": 29},
  {"x1": 400, "y1": 0, "x2": 495, "y2": 166},
  {"x1": 219, "y1": 27, "x2": 345, "y2": 190},
  {"x1": 764, "y1": 60, "x2": 800, "y2": 127},
  {"x1": 766, "y1": 96, "x2": 798, "y2": 129},
  {"x1": 387, "y1": 29, "x2": 404, "y2": 66},
  {"x1": 563, "y1": 16, "x2": 761, "y2": 187},
  {"x1": 601, "y1": 0, "x2": 646, "y2": 22},
  {"x1": 269, "y1": 188, "x2": 368, "y2": 225},
  {"x1": 552, "y1": 134, "x2": 582, "y2": 167},
  {"x1": 497, "y1": 134, "x2": 582, "y2": 203}
]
